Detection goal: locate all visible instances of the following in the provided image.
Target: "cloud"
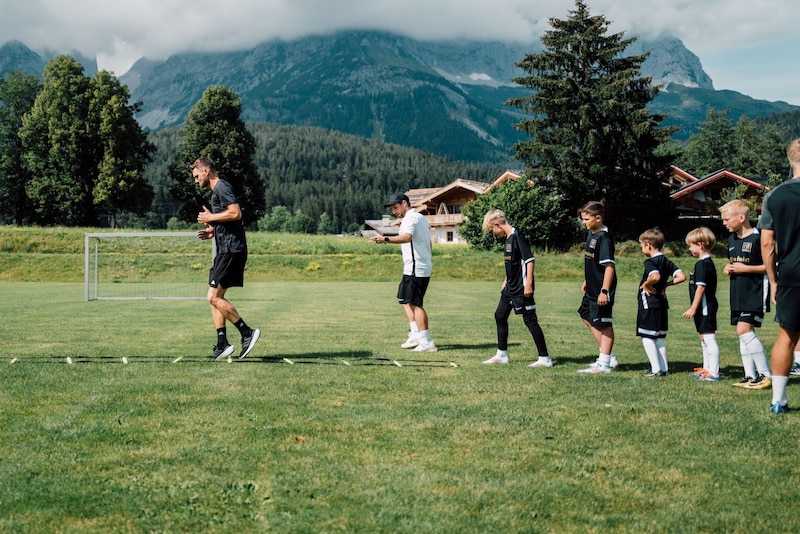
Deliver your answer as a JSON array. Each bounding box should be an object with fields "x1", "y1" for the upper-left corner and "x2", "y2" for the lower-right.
[{"x1": 1, "y1": 0, "x2": 797, "y2": 103}]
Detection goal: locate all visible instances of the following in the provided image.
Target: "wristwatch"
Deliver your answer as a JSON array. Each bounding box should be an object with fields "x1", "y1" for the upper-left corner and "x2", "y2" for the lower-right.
[
  {"x1": 601, "y1": 289, "x2": 609, "y2": 295},
  {"x1": 384, "y1": 236, "x2": 389, "y2": 243}
]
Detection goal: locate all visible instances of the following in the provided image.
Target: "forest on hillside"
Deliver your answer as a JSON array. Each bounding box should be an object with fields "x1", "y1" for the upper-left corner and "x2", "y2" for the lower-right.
[{"x1": 143, "y1": 122, "x2": 507, "y2": 232}]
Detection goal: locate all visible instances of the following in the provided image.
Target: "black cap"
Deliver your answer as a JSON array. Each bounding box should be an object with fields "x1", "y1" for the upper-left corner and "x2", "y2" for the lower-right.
[{"x1": 384, "y1": 192, "x2": 410, "y2": 207}]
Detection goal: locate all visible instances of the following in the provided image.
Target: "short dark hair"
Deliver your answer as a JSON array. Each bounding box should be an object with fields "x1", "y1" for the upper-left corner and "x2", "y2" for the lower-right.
[{"x1": 579, "y1": 200, "x2": 604, "y2": 217}]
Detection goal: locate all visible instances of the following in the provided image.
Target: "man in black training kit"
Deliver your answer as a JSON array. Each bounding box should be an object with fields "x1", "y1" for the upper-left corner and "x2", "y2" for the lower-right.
[{"x1": 193, "y1": 157, "x2": 260, "y2": 360}]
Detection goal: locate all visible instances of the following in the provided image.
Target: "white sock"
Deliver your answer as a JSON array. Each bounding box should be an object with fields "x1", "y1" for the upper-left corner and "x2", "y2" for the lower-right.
[
  {"x1": 496, "y1": 349, "x2": 508, "y2": 358},
  {"x1": 598, "y1": 353, "x2": 611, "y2": 367},
  {"x1": 419, "y1": 329, "x2": 431, "y2": 342},
  {"x1": 655, "y1": 338, "x2": 668, "y2": 373},
  {"x1": 409, "y1": 322, "x2": 419, "y2": 334},
  {"x1": 794, "y1": 351, "x2": 800, "y2": 365},
  {"x1": 702, "y1": 334, "x2": 720, "y2": 376},
  {"x1": 772, "y1": 376, "x2": 789, "y2": 406},
  {"x1": 739, "y1": 336, "x2": 756, "y2": 378},
  {"x1": 741, "y1": 331, "x2": 770, "y2": 377},
  {"x1": 642, "y1": 338, "x2": 660, "y2": 373}
]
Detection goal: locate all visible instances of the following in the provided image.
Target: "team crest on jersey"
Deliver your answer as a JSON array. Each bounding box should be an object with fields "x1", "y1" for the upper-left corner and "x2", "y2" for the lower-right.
[
  {"x1": 742, "y1": 242, "x2": 752, "y2": 253},
  {"x1": 589, "y1": 238, "x2": 597, "y2": 249},
  {"x1": 505, "y1": 243, "x2": 513, "y2": 253}
]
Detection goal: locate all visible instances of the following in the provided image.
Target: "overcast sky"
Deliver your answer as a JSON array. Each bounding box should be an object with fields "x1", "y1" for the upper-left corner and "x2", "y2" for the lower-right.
[{"x1": 2, "y1": 0, "x2": 797, "y2": 105}]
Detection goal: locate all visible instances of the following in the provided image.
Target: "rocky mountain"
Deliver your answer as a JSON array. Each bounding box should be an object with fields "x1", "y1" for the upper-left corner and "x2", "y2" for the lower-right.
[
  {"x1": 0, "y1": 40, "x2": 97, "y2": 77},
  {"x1": 2, "y1": 32, "x2": 796, "y2": 162}
]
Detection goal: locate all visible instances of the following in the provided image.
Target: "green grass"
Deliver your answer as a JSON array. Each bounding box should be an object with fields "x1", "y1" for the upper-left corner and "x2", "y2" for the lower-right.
[{"x1": 1, "y1": 280, "x2": 798, "y2": 533}]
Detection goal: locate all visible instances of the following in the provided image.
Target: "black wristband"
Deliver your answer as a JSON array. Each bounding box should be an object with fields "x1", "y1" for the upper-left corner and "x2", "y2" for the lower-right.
[{"x1": 384, "y1": 236, "x2": 389, "y2": 243}]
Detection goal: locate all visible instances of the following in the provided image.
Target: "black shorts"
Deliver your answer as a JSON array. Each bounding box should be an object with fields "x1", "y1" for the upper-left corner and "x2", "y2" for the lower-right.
[
  {"x1": 775, "y1": 286, "x2": 800, "y2": 332},
  {"x1": 637, "y1": 307, "x2": 668, "y2": 338},
  {"x1": 397, "y1": 275, "x2": 430, "y2": 307},
  {"x1": 578, "y1": 294, "x2": 613, "y2": 328},
  {"x1": 693, "y1": 311, "x2": 717, "y2": 334},
  {"x1": 209, "y1": 252, "x2": 247, "y2": 289},
  {"x1": 730, "y1": 310, "x2": 764, "y2": 327}
]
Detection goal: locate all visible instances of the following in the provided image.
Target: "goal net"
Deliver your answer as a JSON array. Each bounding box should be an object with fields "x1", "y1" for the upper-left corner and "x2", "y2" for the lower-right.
[{"x1": 85, "y1": 232, "x2": 212, "y2": 301}]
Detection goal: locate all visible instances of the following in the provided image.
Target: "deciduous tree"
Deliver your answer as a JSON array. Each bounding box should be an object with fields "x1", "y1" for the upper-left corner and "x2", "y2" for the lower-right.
[{"x1": 0, "y1": 71, "x2": 41, "y2": 224}]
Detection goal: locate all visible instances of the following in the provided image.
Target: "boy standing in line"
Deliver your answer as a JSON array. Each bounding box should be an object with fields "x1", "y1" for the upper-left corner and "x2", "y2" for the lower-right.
[
  {"x1": 682, "y1": 227, "x2": 720, "y2": 381},
  {"x1": 480, "y1": 210, "x2": 552, "y2": 367},
  {"x1": 719, "y1": 200, "x2": 772, "y2": 390},
  {"x1": 636, "y1": 228, "x2": 685, "y2": 377},
  {"x1": 576, "y1": 201, "x2": 618, "y2": 374}
]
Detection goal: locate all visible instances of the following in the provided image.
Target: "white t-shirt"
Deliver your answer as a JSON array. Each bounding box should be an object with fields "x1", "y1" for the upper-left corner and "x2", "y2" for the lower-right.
[{"x1": 399, "y1": 208, "x2": 432, "y2": 277}]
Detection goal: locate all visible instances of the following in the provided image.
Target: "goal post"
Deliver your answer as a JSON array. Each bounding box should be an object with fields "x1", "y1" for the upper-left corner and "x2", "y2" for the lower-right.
[{"x1": 85, "y1": 232, "x2": 214, "y2": 301}]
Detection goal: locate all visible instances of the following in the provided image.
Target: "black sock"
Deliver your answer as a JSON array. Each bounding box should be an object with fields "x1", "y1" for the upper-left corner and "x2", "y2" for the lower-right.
[
  {"x1": 234, "y1": 319, "x2": 250, "y2": 336},
  {"x1": 216, "y1": 328, "x2": 228, "y2": 348}
]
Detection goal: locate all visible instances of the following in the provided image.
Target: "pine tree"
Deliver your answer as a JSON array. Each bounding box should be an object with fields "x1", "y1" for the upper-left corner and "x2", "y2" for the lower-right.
[{"x1": 506, "y1": 0, "x2": 677, "y2": 245}]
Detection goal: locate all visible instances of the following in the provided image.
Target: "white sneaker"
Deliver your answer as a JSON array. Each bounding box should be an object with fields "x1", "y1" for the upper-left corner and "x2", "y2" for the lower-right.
[
  {"x1": 529, "y1": 357, "x2": 553, "y2": 368},
  {"x1": 609, "y1": 355, "x2": 619, "y2": 368},
  {"x1": 577, "y1": 362, "x2": 611, "y2": 374},
  {"x1": 413, "y1": 339, "x2": 438, "y2": 352},
  {"x1": 401, "y1": 334, "x2": 421, "y2": 349},
  {"x1": 482, "y1": 354, "x2": 509, "y2": 365}
]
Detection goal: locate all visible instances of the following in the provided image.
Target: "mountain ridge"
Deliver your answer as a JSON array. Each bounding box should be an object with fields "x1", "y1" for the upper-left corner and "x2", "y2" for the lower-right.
[{"x1": 2, "y1": 32, "x2": 797, "y2": 163}]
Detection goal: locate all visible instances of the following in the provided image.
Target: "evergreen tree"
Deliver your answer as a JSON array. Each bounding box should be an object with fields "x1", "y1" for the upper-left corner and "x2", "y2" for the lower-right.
[
  {"x1": 169, "y1": 86, "x2": 266, "y2": 226},
  {"x1": 506, "y1": 0, "x2": 677, "y2": 246},
  {"x1": 678, "y1": 109, "x2": 787, "y2": 186},
  {"x1": 0, "y1": 71, "x2": 41, "y2": 224}
]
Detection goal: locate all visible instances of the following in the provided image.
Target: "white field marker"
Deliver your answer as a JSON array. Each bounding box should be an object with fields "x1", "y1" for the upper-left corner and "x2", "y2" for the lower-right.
[
  {"x1": 283, "y1": 358, "x2": 295, "y2": 365},
  {"x1": 66, "y1": 357, "x2": 73, "y2": 365},
  {"x1": 10, "y1": 357, "x2": 18, "y2": 364},
  {"x1": 449, "y1": 362, "x2": 458, "y2": 367},
  {"x1": 340, "y1": 360, "x2": 351, "y2": 366},
  {"x1": 122, "y1": 357, "x2": 128, "y2": 364},
  {"x1": 172, "y1": 356, "x2": 182, "y2": 363},
  {"x1": 392, "y1": 360, "x2": 402, "y2": 367}
]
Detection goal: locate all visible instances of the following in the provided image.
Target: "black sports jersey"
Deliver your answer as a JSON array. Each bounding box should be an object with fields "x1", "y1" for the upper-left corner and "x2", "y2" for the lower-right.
[
  {"x1": 759, "y1": 179, "x2": 800, "y2": 287},
  {"x1": 638, "y1": 253, "x2": 681, "y2": 310},
  {"x1": 583, "y1": 227, "x2": 617, "y2": 299},
  {"x1": 688, "y1": 256, "x2": 718, "y2": 317},
  {"x1": 503, "y1": 229, "x2": 534, "y2": 297},
  {"x1": 210, "y1": 179, "x2": 246, "y2": 254},
  {"x1": 727, "y1": 231, "x2": 769, "y2": 312}
]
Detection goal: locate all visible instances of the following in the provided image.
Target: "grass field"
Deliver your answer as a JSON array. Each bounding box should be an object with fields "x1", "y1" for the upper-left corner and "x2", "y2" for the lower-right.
[{"x1": 2, "y1": 277, "x2": 799, "y2": 533}]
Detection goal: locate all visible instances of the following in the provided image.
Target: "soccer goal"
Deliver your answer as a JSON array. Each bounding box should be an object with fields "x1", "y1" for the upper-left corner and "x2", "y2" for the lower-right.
[{"x1": 85, "y1": 232, "x2": 213, "y2": 301}]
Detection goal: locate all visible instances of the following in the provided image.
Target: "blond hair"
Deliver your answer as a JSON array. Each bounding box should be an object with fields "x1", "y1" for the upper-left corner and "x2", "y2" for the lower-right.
[
  {"x1": 788, "y1": 138, "x2": 800, "y2": 170},
  {"x1": 685, "y1": 227, "x2": 716, "y2": 249},
  {"x1": 719, "y1": 199, "x2": 750, "y2": 219},
  {"x1": 482, "y1": 209, "x2": 507, "y2": 233},
  {"x1": 638, "y1": 228, "x2": 665, "y2": 250}
]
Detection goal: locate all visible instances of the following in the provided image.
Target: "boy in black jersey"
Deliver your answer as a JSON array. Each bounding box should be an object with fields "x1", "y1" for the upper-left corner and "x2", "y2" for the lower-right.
[
  {"x1": 682, "y1": 227, "x2": 720, "y2": 381},
  {"x1": 576, "y1": 201, "x2": 618, "y2": 374},
  {"x1": 481, "y1": 210, "x2": 551, "y2": 367},
  {"x1": 636, "y1": 228, "x2": 685, "y2": 376},
  {"x1": 719, "y1": 200, "x2": 771, "y2": 389}
]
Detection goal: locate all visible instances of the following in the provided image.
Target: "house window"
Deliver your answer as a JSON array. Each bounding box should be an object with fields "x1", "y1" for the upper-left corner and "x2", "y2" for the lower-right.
[
  {"x1": 452, "y1": 204, "x2": 461, "y2": 214},
  {"x1": 446, "y1": 231, "x2": 454, "y2": 242}
]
